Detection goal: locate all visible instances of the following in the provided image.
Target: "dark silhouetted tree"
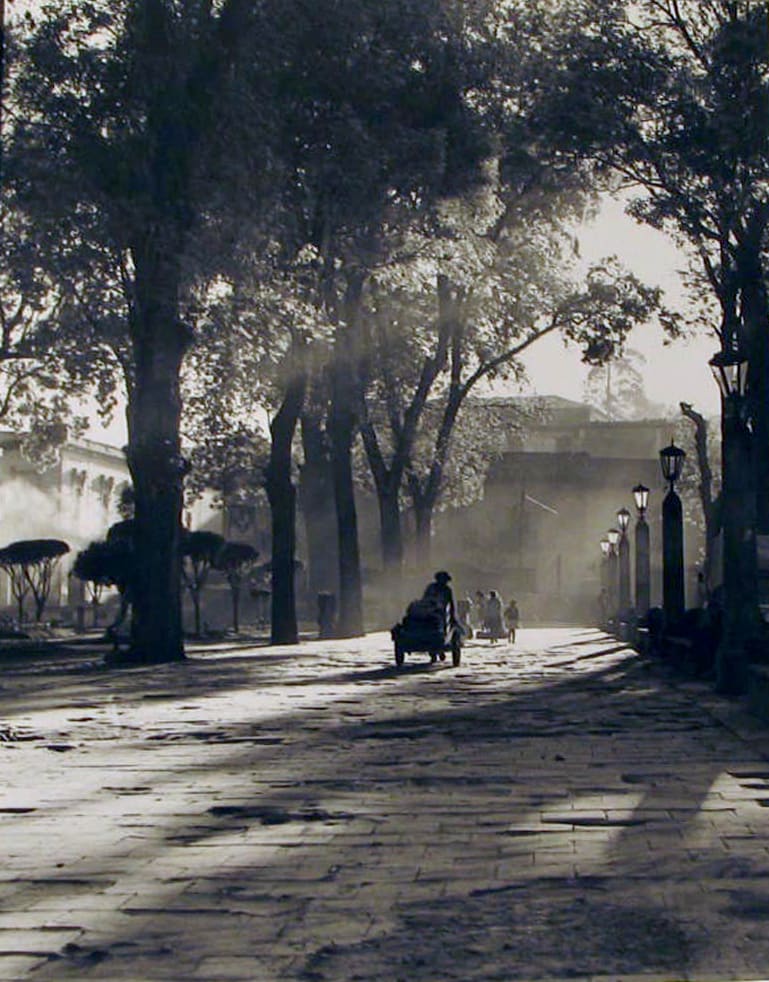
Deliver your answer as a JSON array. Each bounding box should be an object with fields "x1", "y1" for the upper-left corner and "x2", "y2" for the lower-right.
[
  {"x1": 73, "y1": 540, "x2": 114, "y2": 624},
  {"x1": 533, "y1": 0, "x2": 769, "y2": 530},
  {"x1": 0, "y1": 538, "x2": 69, "y2": 622},
  {"x1": 181, "y1": 530, "x2": 225, "y2": 637},
  {"x1": 214, "y1": 541, "x2": 259, "y2": 633},
  {"x1": 102, "y1": 520, "x2": 139, "y2": 637},
  {"x1": 9, "y1": 0, "x2": 277, "y2": 663}
]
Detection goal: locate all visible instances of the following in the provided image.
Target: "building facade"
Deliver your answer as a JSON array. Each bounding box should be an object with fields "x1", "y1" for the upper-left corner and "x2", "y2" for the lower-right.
[
  {"x1": 430, "y1": 398, "x2": 702, "y2": 625},
  {"x1": 0, "y1": 432, "x2": 221, "y2": 614}
]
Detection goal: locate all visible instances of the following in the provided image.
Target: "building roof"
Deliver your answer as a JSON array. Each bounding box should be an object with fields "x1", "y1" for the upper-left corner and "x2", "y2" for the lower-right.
[{"x1": 0, "y1": 429, "x2": 127, "y2": 468}]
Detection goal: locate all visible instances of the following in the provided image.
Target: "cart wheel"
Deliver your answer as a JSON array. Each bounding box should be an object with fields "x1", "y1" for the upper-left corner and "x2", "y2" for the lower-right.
[
  {"x1": 451, "y1": 637, "x2": 461, "y2": 667},
  {"x1": 394, "y1": 643, "x2": 405, "y2": 667}
]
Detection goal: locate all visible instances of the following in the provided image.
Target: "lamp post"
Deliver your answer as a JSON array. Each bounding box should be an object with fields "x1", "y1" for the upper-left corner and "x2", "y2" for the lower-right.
[
  {"x1": 659, "y1": 441, "x2": 686, "y2": 627},
  {"x1": 633, "y1": 484, "x2": 651, "y2": 617},
  {"x1": 607, "y1": 527, "x2": 620, "y2": 629},
  {"x1": 709, "y1": 346, "x2": 757, "y2": 694},
  {"x1": 616, "y1": 507, "x2": 631, "y2": 623}
]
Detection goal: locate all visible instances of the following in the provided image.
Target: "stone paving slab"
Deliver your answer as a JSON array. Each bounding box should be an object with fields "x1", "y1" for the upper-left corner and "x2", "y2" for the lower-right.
[{"x1": 1, "y1": 628, "x2": 769, "y2": 980}]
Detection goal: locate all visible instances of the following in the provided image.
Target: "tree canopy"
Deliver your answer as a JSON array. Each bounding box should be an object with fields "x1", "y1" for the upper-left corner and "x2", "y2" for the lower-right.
[{"x1": 532, "y1": 0, "x2": 769, "y2": 523}]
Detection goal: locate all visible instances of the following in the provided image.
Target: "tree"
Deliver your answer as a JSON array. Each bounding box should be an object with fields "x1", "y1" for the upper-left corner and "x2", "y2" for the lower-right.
[
  {"x1": 102, "y1": 520, "x2": 139, "y2": 637},
  {"x1": 678, "y1": 401, "x2": 721, "y2": 594},
  {"x1": 0, "y1": 538, "x2": 69, "y2": 623},
  {"x1": 406, "y1": 264, "x2": 661, "y2": 561},
  {"x1": 357, "y1": 165, "x2": 662, "y2": 565},
  {"x1": 258, "y1": 0, "x2": 495, "y2": 636},
  {"x1": 0, "y1": 203, "x2": 94, "y2": 454},
  {"x1": 72, "y1": 540, "x2": 112, "y2": 623},
  {"x1": 9, "y1": 0, "x2": 278, "y2": 664},
  {"x1": 348, "y1": 80, "x2": 665, "y2": 565},
  {"x1": 0, "y1": 544, "x2": 29, "y2": 625},
  {"x1": 299, "y1": 381, "x2": 339, "y2": 605},
  {"x1": 180, "y1": 529, "x2": 225, "y2": 637},
  {"x1": 532, "y1": 0, "x2": 769, "y2": 530},
  {"x1": 583, "y1": 349, "x2": 665, "y2": 421},
  {"x1": 73, "y1": 537, "x2": 138, "y2": 630},
  {"x1": 181, "y1": 277, "x2": 273, "y2": 512},
  {"x1": 183, "y1": 260, "x2": 323, "y2": 645},
  {"x1": 214, "y1": 540, "x2": 259, "y2": 633}
]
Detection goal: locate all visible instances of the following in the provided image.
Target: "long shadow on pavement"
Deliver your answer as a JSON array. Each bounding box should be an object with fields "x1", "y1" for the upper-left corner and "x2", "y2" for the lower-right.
[{"x1": 2, "y1": 632, "x2": 769, "y2": 980}]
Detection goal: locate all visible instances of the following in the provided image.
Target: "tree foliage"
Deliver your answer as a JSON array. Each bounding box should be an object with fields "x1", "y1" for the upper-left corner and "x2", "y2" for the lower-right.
[
  {"x1": 7, "y1": 0, "x2": 288, "y2": 662},
  {"x1": 352, "y1": 78, "x2": 666, "y2": 563},
  {"x1": 0, "y1": 202, "x2": 94, "y2": 461},
  {"x1": 583, "y1": 348, "x2": 666, "y2": 421},
  {"x1": 73, "y1": 539, "x2": 132, "y2": 599},
  {"x1": 532, "y1": 0, "x2": 769, "y2": 526}
]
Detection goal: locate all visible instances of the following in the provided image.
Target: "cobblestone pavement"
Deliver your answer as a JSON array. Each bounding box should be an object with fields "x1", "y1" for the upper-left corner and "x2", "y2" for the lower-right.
[{"x1": 1, "y1": 628, "x2": 769, "y2": 981}]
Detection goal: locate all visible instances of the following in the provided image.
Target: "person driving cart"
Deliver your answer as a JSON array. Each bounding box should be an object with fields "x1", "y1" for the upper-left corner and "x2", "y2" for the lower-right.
[
  {"x1": 391, "y1": 570, "x2": 463, "y2": 668},
  {"x1": 422, "y1": 570, "x2": 457, "y2": 633}
]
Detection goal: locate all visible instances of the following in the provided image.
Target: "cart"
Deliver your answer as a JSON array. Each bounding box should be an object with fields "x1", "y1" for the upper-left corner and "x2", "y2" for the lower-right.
[{"x1": 390, "y1": 605, "x2": 462, "y2": 668}]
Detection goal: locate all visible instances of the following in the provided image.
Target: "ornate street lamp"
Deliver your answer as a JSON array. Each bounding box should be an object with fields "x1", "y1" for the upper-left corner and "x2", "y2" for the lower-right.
[
  {"x1": 633, "y1": 484, "x2": 651, "y2": 617},
  {"x1": 633, "y1": 484, "x2": 649, "y2": 517},
  {"x1": 659, "y1": 440, "x2": 686, "y2": 626},
  {"x1": 659, "y1": 441, "x2": 686, "y2": 486},
  {"x1": 616, "y1": 507, "x2": 631, "y2": 620},
  {"x1": 709, "y1": 345, "x2": 757, "y2": 694},
  {"x1": 709, "y1": 347, "x2": 749, "y2": 403}
]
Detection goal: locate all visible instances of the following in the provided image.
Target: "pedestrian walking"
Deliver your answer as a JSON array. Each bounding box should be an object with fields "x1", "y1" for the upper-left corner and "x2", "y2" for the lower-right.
[
  {"x1": 504, "y1": 597, "x2": 520, "y2": 644},
  {"x1": 457, "y1": 596, "x2": 473, "y2": 639},
  {"x1": 485, "y1": 589, "x2": 505, "y2": 644},
  {"x1": 473, "y1": 590, "x2": 486, "y2": 633}
]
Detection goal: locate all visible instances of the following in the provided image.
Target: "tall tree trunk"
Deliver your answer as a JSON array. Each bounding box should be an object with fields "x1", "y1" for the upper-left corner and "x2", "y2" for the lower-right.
[
  {"x1": 680, "y1": 402, "x2": 715, "y2": 589},
  {"x1": 379, "y1": 486, "x2": 403, "y2": 570},
  {"x1": 359, "y1": 417, "x2": 405, "y2": 574},
  {"x1": 414, "y1": 502, "x2": 433, "y2": 567},
  {"x1": 125, "y1": 257, "x2": 188, "y2": 664},
  {"x1": 329, "y1": 276, "x2": 365, "y2": 638},
  {"x1": 742, "y1": 259, "x2": 769, "y2": 534},
  {"x1": 360, "y1": 274, "x2": 453, "y2": 575},
  {"x1": 329, "y1": 401, "x2": 364, "y2": 637},
  {"x1": 265, "y1": 372, "x2": 306, "y2": 645},
  {"x1": 404, "y1": 279, "x2": 466, "y2": 573},
  {"x1": 299, "y1": 411, "x2": 339, "y2": 599}
]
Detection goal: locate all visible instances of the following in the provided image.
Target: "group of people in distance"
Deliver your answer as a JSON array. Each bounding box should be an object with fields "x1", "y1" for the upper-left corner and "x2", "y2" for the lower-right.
[
  {"x1": 466, "y1": 588, "x2": 520, "y2": 644},
  {"x1": 423, "y1": 571, "x2": 520, "y2": 645}
]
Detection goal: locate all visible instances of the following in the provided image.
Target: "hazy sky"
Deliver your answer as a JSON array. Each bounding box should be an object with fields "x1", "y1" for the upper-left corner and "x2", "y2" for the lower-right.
[{"x1": 516, "y1": 195, "x2": 720, "y2": 418}]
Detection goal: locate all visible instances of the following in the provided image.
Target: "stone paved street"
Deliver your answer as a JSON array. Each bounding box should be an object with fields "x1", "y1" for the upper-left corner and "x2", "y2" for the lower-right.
[{"x1": 2, "y1": 628, "x2": 769, "y2": 981}]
